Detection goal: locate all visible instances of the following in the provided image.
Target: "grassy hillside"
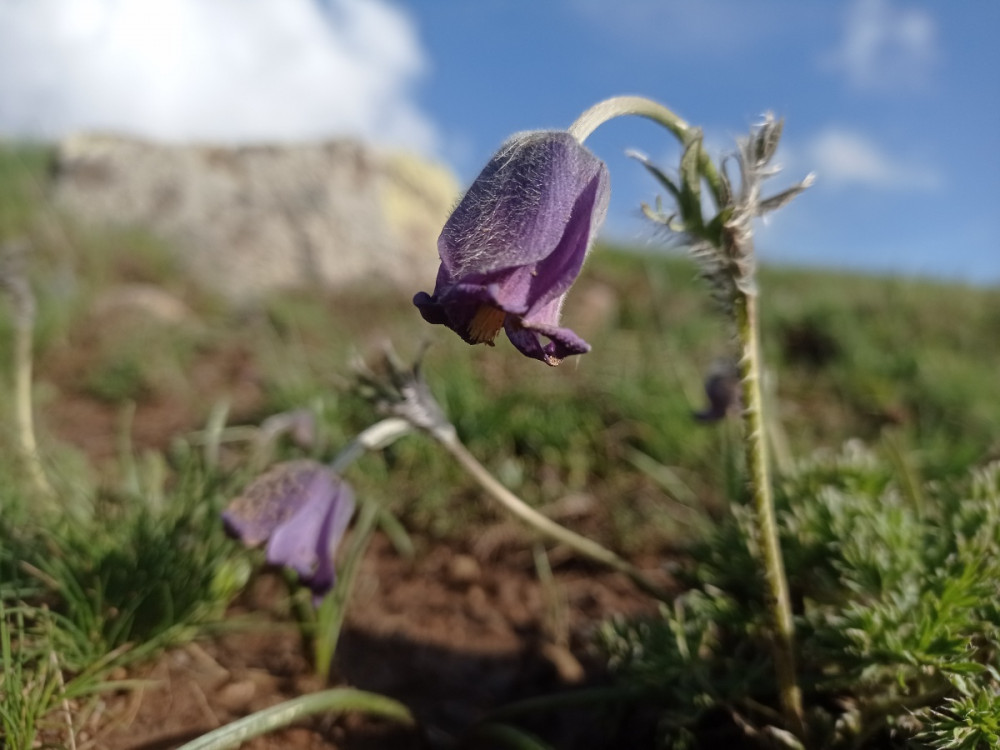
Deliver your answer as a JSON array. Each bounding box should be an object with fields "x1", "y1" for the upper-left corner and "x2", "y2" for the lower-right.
[
  {"x1": 2, "y1": 142, "x2": 998, "y2": 548},
  {"x1": 4, "y1": 142, "x2": 1000, "y2": 749}
]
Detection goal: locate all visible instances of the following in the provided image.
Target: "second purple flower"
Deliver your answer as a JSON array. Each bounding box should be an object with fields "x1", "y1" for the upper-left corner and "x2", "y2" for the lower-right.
[
  {"x1": 222, "y1": 460, "x2": 355, "y2": 601},
  {"x1": 414, "y1": 130, "x2": 610, "y2": 366}
]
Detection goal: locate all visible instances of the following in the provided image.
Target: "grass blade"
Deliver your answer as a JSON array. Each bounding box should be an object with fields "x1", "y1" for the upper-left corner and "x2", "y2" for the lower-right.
[{"x1": 175, "y1": 688, "x2": 414, "y2": 750}]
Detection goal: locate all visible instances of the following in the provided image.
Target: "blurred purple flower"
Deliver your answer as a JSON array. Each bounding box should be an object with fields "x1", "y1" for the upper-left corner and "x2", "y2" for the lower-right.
[
  {"x1": 694, "y1": 360, "x2": 741, "y2": 422},
  {"x1": 414, "y1": 130, "x2": 610, "y2": 366},
  {"x1": 222, "y1": 460, "x2": 355, "y2": 600}
]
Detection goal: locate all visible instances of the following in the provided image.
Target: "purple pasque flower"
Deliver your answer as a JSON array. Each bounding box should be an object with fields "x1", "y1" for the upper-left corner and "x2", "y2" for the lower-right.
[
  {"x1": 222, "y1": 460, "x2": 355, "y2": 601},
  {"x1": 694, "y1": 360, "x2": 741, "y2": 422},
  {"x1": 414, "y1": 130, "x2": 610, "y2": 366}
]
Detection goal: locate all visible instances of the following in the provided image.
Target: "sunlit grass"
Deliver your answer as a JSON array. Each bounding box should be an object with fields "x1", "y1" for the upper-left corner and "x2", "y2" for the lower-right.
[{"x1": 1, "y1": 140, "x2": 999, "y2": 746}]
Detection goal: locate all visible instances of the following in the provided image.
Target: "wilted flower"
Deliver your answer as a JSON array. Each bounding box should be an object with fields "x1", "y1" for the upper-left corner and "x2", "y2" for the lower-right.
[
  {"x1": 222, "y1": 460, "x2": 355, "y2": 600},
  {"x1": 414, "y1": 130, "x2": 610, "y2": 366}
]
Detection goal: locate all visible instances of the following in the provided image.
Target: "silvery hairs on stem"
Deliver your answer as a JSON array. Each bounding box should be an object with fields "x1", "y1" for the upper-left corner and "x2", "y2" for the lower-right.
[{"x1": 632, "y1": 114, "x2": 814, "y2": 309}]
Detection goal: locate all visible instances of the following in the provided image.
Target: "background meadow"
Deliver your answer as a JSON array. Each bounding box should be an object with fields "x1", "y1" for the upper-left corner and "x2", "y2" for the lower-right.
[
  {"x1": 1, "y1": 1, "x2": 999, "y2": 746},
  {"x1": 2, "y1": 137, "x2": 1000, "y2": 747}
]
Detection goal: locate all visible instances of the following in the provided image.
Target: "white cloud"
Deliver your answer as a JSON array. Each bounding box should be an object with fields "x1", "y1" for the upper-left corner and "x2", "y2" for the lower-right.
[
  {"x1": 804, "y1": 127, "x2": 941, "y2": 190},
  {"x1": 0, "y1": 0, "x2": 438, "y2": 151},
  {"x1": 823, "y1": 0, "x2": 938, "y2": 90}
]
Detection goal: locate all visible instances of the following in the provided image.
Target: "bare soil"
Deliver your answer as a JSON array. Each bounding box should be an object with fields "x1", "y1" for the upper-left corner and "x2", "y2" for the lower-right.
[
  {"x1": 37, "y1": 337, "x2": 673, "y2": 749},
  {"x1": 84, "y1": 540, "x2": 668, "y2": 750}
]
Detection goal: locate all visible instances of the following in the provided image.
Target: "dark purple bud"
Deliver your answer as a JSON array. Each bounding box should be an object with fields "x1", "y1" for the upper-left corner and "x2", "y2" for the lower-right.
[
  {"x1": 694, "y1": 360, "x2": 741, "y2": 422},
  {"x1": 414, "y1": 130, "x2": 610, "y2": 366},
  {"x1": 222, "y1": 460, "x2": 355, "y2": 600}
]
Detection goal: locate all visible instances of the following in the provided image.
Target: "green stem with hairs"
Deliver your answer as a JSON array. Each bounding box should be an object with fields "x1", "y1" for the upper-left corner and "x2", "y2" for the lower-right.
[
  {"x1": 568, "y1": 95, "x2": 727, "y2": 209},
  {"x1": 1, "y1": 245, "x2": 52, "y2": 498},
  {"x1": 734, "y1": 288, "x2": 804, "y2": 736},
  {"x1": 571, "y1": 95, "x2": 805, "y2": 737}
]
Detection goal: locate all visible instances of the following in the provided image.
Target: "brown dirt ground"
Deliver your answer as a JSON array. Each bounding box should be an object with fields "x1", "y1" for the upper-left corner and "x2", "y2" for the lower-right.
[
  {"x1": 80, "y1": 540, "x2": 670, "y2": 750},
  {"x1": 36, "y1": 340, "x2": 675, "y2": 749}
]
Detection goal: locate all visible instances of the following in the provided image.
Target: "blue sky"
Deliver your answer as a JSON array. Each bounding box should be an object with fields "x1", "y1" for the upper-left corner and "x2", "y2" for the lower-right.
[{"x1": 1, "y1": 0, "x2": 997, "y2": 283}]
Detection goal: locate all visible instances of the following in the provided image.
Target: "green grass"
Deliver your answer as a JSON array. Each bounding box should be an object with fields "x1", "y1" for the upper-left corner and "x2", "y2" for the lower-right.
[
  {"x1": 1, "y1": 141, "x2": 999, "y2": 746},
  {"x1": 3, "y1": 142, "x2": 997, "y2": 545},
  {"x1": 0, "y1": 603, "x2": 64, "y2": 749},
  {"x1": 599, "y1": 447, "x2": 1000, "y2": 749},
  {"x1": 0, "y1": 446, "x2": 248, "y2": 748}
]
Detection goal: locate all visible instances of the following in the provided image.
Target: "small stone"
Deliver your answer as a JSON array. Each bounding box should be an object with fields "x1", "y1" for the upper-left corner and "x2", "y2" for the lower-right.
[
  {"x1": 293, "y1": 673, "x2": 325, "y2": 695},
  {"x1": 108, "y1": 666, "x2": 128, "y2": 682},
  {"x1": 466, "y1": 584, "x2": 488, "y2": 610},
  {"x1": 447, "y1": 554, "x2": 481, "y2": 586},
  {"x1": 215, "y1": 679, "x2": 256, "y2": 712},
  {"x1": 541, "y1": 643, "x2": 585, "y2": 684},
  {"x1": 281, "y1": 728, "x2": 315, "y2": 744}
]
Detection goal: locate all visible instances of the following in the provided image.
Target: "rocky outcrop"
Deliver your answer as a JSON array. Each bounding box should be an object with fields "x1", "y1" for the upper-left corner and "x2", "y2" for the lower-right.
[{"x1": 52, "y1": 134, "x2": 458, "y2": 301}]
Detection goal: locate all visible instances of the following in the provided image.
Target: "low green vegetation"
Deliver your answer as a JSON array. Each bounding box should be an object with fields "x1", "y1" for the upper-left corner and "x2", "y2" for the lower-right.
[
  {"x1": 1, "y1": 142, "x2": 999, "y2": 747},
  {"x1": 601, "y1": 446, "x2": 1000, "y2": 748}
]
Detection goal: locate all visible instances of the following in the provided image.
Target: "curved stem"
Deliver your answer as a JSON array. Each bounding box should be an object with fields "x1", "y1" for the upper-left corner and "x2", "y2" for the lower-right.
[
  {"x1": 329, "y1": 418, "x2": 412, "y2": 474},
  {"x1": 1, "y1": 250, "x2": 52, "y2": 498},
  {"x1": 733, "y1": 289, "x2": 804, "y2": 737},
  {"x1": 437, "y1": 432, "x2": 670, "y2": 601},
  {"x1": 568, "y1": 95, "x2": 691, "y2": 143},
  {"x1": 568, "y1": 95, "x2": 726, "y2": 208}
]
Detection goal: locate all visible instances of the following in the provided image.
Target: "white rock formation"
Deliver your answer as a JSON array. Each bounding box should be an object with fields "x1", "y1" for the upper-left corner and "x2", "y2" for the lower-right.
[{"x1": 52, "y1": 134, "x2": 458, "y2": 301}]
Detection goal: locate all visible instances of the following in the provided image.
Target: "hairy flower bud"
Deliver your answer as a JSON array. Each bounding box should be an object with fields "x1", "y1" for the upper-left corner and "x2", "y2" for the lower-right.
[{"x1": 414, "y1": 130, "x2": 609, "y2": 365}]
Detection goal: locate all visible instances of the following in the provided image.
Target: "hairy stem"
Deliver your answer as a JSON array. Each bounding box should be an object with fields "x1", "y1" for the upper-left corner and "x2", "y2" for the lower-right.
[
  {"x1": 568, "y1": 95, "x2": 726, "y2": 208},
  {"x1": 437, "y1": 432, "x2": 669, "y2": 601},
  {"x1": 733, "y1": 288, "x2": 804, "y2": 736},
  {"x1": 1, "y1": 244, "x2": 52, "y2": 498}
]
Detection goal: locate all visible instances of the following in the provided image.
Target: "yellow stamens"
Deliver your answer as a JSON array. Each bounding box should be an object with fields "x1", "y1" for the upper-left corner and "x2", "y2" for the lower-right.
[{"x1": 468, "y1": 305, "x2": 507, "y2": 345}]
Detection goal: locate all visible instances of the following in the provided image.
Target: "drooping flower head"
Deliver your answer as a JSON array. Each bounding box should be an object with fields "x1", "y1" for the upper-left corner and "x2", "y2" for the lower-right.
[
  {"x1": 222, "y1": 460, "x2": 355, "y2": 601},
  {"x1": 693, "y1": 359, "x2": 741, "y2": 422},
  {"x1": 414, "y1": 130, "x2": 610, "y2": 366}
]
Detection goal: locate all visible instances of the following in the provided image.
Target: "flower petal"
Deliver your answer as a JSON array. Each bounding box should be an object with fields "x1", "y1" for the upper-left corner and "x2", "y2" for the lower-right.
[
  {"x1": 222, "y1": 460, "x2": 356, "y2": 600},
  {"x1": 506, "y1": 309, "x2": 591, "y2": 365},
  {"x1": 265, "y1": 471, "x2": 355, "y2": 596},
  {"x1": 222, "y1": 460, "x2": 328, "y2": 546},
  {"x1": 414, "y1": 129, "x2": 609, "y2": 364},
  {"x1": 523, "y1": 170, "x2": 607, "y2": 317},
  {"x1": 438, "y1": 131, "x2": 604, "y2": 279}
]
